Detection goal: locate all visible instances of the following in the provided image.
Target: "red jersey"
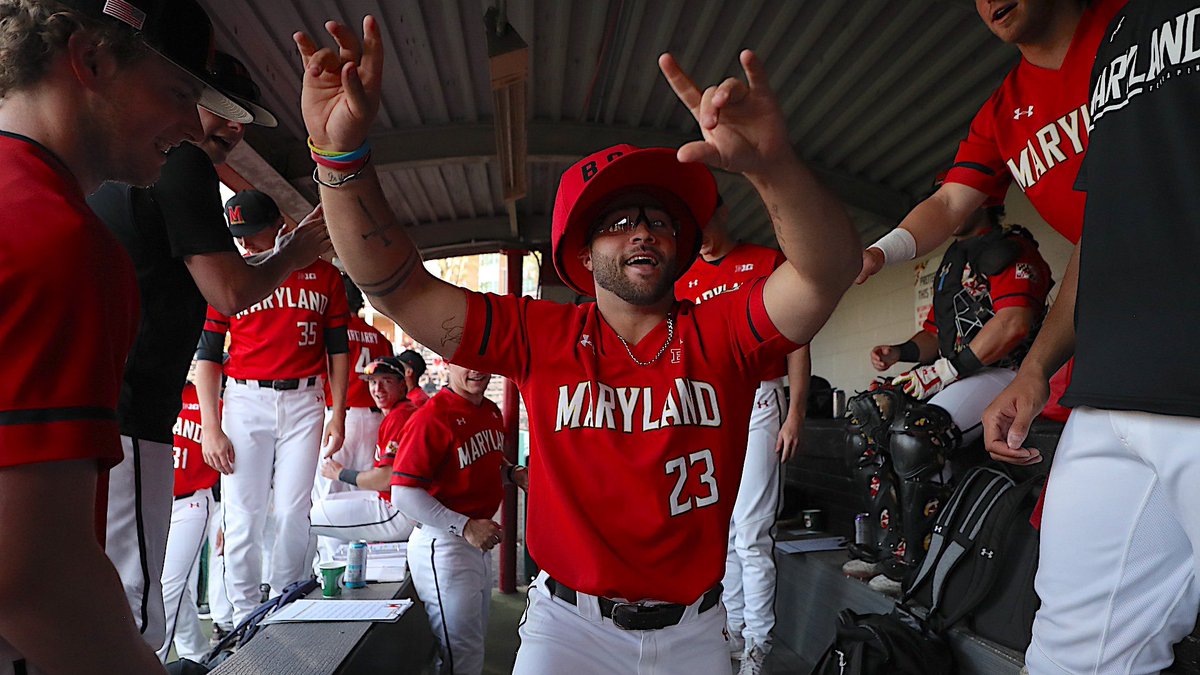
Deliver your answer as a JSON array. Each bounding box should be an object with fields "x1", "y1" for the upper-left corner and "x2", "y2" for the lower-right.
[
  {"x1": 372, "y1": 401, "x2": 418, "y2": 501},
  {"x1": 391, "y1": 388, "x2": 507, "y2": 519},
  {"x1": 450, "y1": 281, "x2": 798, "y2": 603},
  {"x1": 407, "y1": 387, "x2": 431, "y2": 407},
  {"x1": 0, "y1": 133, "x2": 138, "y2": 469},
  {"x1": 325, "y1": 316, "x2": 393, "y2": 408},
  {"x1": 946, "y1": 0, "x2": 1126, "y2": 243},
  {"x1": 675, "y1": 243, "x2": 788, "y2": 380},
  {"x1": 172, "y1": 383, "x2": 219, "y2": 496},
  {"x1": 203, "y1": 259, "x2": 349, "y2": 380}
]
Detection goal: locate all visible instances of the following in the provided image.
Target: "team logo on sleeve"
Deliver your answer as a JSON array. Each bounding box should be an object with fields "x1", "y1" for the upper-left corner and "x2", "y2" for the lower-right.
[{"x1": 1015, "y1": 262, "x2": 1036, "y2": 280}]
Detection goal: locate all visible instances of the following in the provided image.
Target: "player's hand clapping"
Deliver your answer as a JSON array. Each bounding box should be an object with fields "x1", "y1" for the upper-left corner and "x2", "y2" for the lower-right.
[
  {"x1": 463, "y1": 518, "x2": 502, "y2": 552},
  {"x1": 202, "y1": 427, "x2": 236, "y2": 474},
  {"x1": 293, "y1": 17, "x2": 383, "y2": 153},
  {"x1": 870, "y1": 344, "x2": 902, "y2": 371},
  {"x1": 659, "y1": 49, "x2": 792, "y2": 177}
]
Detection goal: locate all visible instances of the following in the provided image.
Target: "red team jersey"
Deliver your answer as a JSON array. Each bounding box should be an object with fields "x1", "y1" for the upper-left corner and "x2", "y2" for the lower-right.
[
  {"x1": 407, "y1": 387, "x2": 431, "y2": 407},
  {"x1": 372, "y1": 401, "x2": 419, "y2": 501},
  {"x1": 946, "y1": 0, "x2": 1126, "y2": 243},
  {"x1": 172, "y1": 383, "x2": 219, "y2": 496},
  {"x1": 450, "y1": 281, "x2": 798, "y2": 603},
  {"x1": 325, "y1": 315, "x2": 393, "y2": 408},
  {"x1": 203, "y1": 259, "x2": 349, "y2": 380},
  {"x1": 675, "y1": 243, "x2": 788, "y2": 380},
  {"x1": 391, "y1": 388, "x2": 507, "y2": 520},
  {"x1": 0, "y1": 133, "x2": 138, "y2": 469}
]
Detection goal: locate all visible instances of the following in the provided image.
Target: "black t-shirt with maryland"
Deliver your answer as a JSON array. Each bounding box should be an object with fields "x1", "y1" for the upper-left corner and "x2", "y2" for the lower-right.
[
  {"x1": 88, "y1": 143, "x2": 237, "y2": 443},
  {"x1": 1062, "y1": 0, "x2": 1200, "y2": 416}
]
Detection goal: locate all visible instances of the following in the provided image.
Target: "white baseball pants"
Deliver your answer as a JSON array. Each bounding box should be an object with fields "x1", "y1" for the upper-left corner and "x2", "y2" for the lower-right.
[
  {"x1": 105, "y1": 435, "x2": 175, "y2": 649},
  {"x1": 157, "y1": 488, "x2": 214, "y2": 662},
  {"x1": 927, "y1": 367, "x2": 1016, "y2": 445},
  {"x1": 313, "y1": 407, "x2": 383, "y2": 562},
  {"x1": 1026, "y1": 407, "x2": 1200, "y2": 674},
  {"x1": 409, "y1": 525, "x2": 493, "y2": 675},
  {"x1": 220, "y1": 380, "x2": 325, "y2": 624},
  {"x1": 207, "y1": 502, "x2": 233, "y2": 630},
  {"x1": 310, "y1": 491, "x2": 414, "y2": 546},
  {"x1": 723, "y1": 377, "x2": 784, "y2": 653},
  {"x1": 514, "y1": 571, "x2": 731, "y2": 675}
]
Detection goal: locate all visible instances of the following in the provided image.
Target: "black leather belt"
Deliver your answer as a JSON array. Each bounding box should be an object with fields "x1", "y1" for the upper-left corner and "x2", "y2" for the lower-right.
[
  {"x1": 174, "y1": 490, "x2": 197, "y2": 501},
  {"x1": 234, "y1": 377, "x2": 318, "y2": 390},
  {"x1": 326, "y1": 406, "x2": 382, "y2": 413},
  {"x1": 543, "y1": 577, "x2": 721, "y2": 631}
]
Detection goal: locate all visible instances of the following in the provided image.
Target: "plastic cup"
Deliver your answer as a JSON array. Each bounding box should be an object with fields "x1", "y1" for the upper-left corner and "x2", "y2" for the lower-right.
[{"x1": 319, "y1": 561, "x2": 345, "y2": 598}]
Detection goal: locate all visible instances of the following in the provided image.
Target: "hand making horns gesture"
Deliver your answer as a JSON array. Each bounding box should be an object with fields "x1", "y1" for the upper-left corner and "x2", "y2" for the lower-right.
[
  {"x1": 293, "y1": 16, "x2": 384, "y2": 153},
  {"x1": 658, "y1": 50, "x2": 793, "y2": 176}
]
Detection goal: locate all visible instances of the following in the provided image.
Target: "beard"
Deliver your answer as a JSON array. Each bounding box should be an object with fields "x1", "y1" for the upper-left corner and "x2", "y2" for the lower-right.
[{"x1": 591, "y1": 251, "x2": 678, "y2": 306}]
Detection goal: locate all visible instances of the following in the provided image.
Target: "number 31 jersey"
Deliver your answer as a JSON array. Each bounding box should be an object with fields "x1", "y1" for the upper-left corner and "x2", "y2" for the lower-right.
[
  {"x1": 450, "y1": 279, "x2": 799, "y2": 604},
  {"x1": 203, "y1": 259, "x2": 349, "y2": 380}
]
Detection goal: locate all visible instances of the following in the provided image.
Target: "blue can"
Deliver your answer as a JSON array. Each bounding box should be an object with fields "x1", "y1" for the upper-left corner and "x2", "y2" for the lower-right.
[{"x1": 345, "y1": 540, "x2": 368, "y2": 588}]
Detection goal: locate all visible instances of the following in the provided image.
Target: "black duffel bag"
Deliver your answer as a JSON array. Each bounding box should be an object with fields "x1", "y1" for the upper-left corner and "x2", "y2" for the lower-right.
[{"x1": 811, "y1": 607, "x2": 953, "y2": 675}]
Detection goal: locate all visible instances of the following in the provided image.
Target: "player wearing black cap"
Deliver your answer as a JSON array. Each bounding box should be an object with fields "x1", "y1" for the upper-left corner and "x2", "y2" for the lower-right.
[
  {"x1": 86, "y1": 47, "x2": 329, "y2": 656},
  {"x1": 397, "y1": 349, "x2": 431, "y2": 407}
]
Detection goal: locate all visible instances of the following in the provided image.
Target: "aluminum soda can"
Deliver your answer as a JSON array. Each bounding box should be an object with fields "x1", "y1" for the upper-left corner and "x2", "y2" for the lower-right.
[
  {"x1": 345, "y1": 540, "x2": 368, "y2": 588},
  {"x1": 854, "y1": 513, "x2": 871, "y2": 546}
]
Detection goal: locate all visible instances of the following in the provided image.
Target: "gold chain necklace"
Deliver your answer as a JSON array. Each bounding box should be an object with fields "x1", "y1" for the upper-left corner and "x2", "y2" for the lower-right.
[{"x1": 615, "y1": 315, "x2": 675, "y2": 367}]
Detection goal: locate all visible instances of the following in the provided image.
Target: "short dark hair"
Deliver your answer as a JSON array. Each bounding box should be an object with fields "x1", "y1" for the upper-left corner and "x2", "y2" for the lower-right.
[{"x1": 0, "y1": 0, "x2": 147, "y2": 97}]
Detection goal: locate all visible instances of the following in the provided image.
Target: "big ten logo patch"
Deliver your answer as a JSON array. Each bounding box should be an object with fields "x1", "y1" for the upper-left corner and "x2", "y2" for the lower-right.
[
  {"x1": 302, "y1": 272, "x2": 317, "y2": 280},
  {"x1": 734, "y1": 263, "x2": 755, "y2": 273},
  {"x1": 580, "y1": 150, "x2": 625, "y2": 182}
]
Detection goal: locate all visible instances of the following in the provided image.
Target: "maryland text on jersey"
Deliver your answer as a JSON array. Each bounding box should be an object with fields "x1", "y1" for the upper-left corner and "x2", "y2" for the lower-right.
[
  {"x1": 172, "y1": 417, "x2": 203, "y2": 444},
  {"x1": 457, "y1": 429, "x2": 505, "y2": 469},
  {"x1": 1091, "y1": 8, "x2": 1200, "y2": 121},
  {"x1": 555, "y1": 378, "x2": 723, "y2": 432},
  {"x1": 234, "y1": 286, "x2": 331, "y2": 319},
  {"x1": 692, "y1": 281, "x2": 744, "y2": 305},
  {"x1": 1005, "y1": 104, "x2": 1091, "y2": 191}
]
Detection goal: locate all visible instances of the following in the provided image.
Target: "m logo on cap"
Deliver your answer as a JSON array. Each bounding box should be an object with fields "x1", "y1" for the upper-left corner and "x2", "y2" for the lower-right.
[
  {"x1": 580, "y1": 150, "x2": 626, "y2": 183},
  {"x1": 227, "y1": 206, "x2": 244, "y2": 225}
]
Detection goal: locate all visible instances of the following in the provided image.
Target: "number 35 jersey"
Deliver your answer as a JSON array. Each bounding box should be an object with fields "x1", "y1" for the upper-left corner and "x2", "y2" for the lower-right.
[
  {"x1": 451, "y1": 279, "x2": 799, "y2": 604},
  {"x1": 202, "y1": 259, "x2": 349, "y2": 380}
]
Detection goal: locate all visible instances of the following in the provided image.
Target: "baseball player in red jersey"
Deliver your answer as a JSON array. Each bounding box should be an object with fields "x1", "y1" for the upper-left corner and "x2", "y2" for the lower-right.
[
  {"x1": 0, "y1": 0, "x2": 249, "y2": 672},
  {"x1": 295, "y1": 19, "x2": 858, "y2": 673},
  {"x1": 674, "y1": 197, "x2": 810, "y2": 673},
  {"x1": 398, "y1": 349, "x2": 432, "y2": 407},
  {"x1": 310, "y1": 356, "x2": 419, "y2": 543},
  {"x1": 195, "y1": 190, "x2": 350, "y2": 624},
  {"x1": 391, "y1": 364, "x2": 521, "y2": 675},
  {"x1": 157, "y1": 379, "x2": 220, "y2": 662},
  {"x1": 312, "y1": 279, "x2": 394, "y2": 561}
]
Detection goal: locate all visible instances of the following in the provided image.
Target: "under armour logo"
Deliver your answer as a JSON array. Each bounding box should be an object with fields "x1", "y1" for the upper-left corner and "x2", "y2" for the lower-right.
[
  {"x1": 1013, "y1": 106, "x2": 1034, "y2": 119},
  {"x1": 580, "y1": 334, "x2": 592, "y2": 348},
  {"x1": 688, "y1": 279, "x2": 699, "y2": 288},
  {"x1": 456, "y1": 417, "x2": 466, "y2": 426},
  {"x1": 1110, "y1": 16, "x2": 1125, "y2": 42}
]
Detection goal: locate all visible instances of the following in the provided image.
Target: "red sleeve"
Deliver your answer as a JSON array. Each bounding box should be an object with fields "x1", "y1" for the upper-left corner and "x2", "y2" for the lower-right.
[
  {"x1": 202, "y1": 305, "x2": 230, "y2": 335},
  {"x1": 720, "y1": 277, "x2": 803, "y2": 378},
  {"x1": 451, "y1": 290, "x2": 536, "y2": 382},
  {"x1": 944, "y1": 96, "x2": 1012, "y2": 205},
  {"x1": 375, "y1": 406, "x2": 414, "y2": 466},
  {"x1": 988, "y1": 240, "x2": 1053, "y2": 311},
  {"x1": 923, "y1": 304, "x2": 938, "y2": 334},
  {"x1": 391, "y1": 407, "x2": 453, "y2": 487}
]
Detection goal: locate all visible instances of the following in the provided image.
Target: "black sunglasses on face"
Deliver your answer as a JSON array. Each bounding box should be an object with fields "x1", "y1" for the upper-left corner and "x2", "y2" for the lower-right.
[{"x1": 592, "y1": 206, "x2": 678, "y2": 239}]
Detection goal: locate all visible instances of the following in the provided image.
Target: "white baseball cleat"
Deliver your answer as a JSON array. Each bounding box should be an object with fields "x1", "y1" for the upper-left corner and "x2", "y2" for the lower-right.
[
  {"x1": 738, "y1": 643, "x2": 767, "y2": 675},
  {"x1": 867, "y1": 574, "x2": 903, "y2": 597}
]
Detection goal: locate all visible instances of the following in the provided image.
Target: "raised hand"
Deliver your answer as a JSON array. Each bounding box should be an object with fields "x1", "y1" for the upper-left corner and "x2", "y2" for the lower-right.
[
  {"x1": 658, "y1": 50, "x2": 792, "y2": 176},
  {"x1": 293, "y1": 16, "x2": 383, "y2": 152}
]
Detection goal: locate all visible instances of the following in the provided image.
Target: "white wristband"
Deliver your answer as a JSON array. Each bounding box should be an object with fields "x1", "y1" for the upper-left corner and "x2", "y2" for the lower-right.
[{"x1": 869, "y1": 228, "x2": 918, "y2": 266}]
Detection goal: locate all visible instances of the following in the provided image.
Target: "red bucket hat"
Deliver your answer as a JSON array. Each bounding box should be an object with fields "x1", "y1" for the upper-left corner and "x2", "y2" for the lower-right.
[{"x1": 551, "y1": 145, "x2": 718, "y2": 297}]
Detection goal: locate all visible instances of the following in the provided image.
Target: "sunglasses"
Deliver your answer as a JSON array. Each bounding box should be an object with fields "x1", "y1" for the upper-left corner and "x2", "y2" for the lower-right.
[{"x1": 591, "y1": 206, "x2": 678, "y2": 239}]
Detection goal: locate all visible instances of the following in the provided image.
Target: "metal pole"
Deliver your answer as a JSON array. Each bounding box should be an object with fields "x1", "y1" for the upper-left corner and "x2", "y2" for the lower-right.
[{"x1": 499, "y1": 249, "x2": 525, "y2": 593}]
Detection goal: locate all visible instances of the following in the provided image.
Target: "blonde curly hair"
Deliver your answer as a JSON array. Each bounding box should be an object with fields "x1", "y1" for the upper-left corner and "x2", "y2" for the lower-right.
[{"x1": 0, "y1": 0, "x2": 146, "y2": 97}]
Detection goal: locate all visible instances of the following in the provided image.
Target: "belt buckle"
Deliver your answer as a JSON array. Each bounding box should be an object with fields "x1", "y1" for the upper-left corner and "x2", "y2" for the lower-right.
[{"x1": 609, "y1": 602, "x2": 643, "y2": 631}]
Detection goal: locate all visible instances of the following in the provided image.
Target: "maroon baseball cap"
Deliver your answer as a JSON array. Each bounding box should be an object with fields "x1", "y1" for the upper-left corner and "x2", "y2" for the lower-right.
[
  {"x1": 551, "y1": 145, "x2": 717, "y2": 297},
  {"x1": 61, "y1": 0, "x2": 252, "y2": 124}
]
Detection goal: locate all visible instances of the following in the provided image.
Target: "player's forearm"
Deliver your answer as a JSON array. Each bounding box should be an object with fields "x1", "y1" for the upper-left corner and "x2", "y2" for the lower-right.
[
  {"x1": 1017, "y1": 244, "x2": 1079, "y2": 382},
  {"x1": 390, "y1": 485, "x2": 469, "y2": 534},
  {"x1": 785, "y1": 346, "x2": 811, "y2": 419},
  {"x1": 222, "y1": 252, "x2": 302, "y2": 313},
  {"x1": 909, "y1": 330, "x2": 940, "y2": 364},
  {"x1": 750, "y1": 158, "x2": 859, "y2": 303},
  {"x1": 967, "y1": 306, "x2": 1036, "y2": 366},
  {"x1": 354, "y1": 466, "x2": 391, "y2": 492},
  {"x1": 194, "y1": 359, "x2": 224, "y2": 428},
  {"x1": 0, "y1": 463, "x2": 165, "y2": 674},
  {"x1": 328, "y1": 352, "x2": 349, "y2": 414},
  {"x1": 317, "y1": 167, "x2": 468, "y2": 357},
  {"x1": 879, "y1": 184, "x2": 988, "y2": 260}
]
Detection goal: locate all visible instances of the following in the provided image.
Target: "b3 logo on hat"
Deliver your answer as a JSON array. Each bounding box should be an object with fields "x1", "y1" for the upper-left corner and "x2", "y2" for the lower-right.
[{"x1": 580, "y1": 150, "x2": 626, "y2": 182}]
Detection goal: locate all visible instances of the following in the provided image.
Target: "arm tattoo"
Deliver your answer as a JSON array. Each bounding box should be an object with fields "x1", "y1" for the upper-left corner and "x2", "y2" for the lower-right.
[
  {"x1": 357, "y1": 196, "x2": 401, "y2": 247},
  {"x1": 768, "y1": 203, "x2": 788, "y2": 248},
  {"x1": 439, "y1": 316, "x2": 464, "y2": 350},
  {"x1": 358, "y1": 250, "x2": 419, "y2": 298}
]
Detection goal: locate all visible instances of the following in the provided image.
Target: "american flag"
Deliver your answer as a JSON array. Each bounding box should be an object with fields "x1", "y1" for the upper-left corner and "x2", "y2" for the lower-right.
[{"x1": 102, "y1": 0, "x2": 146, "y2": 30}]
